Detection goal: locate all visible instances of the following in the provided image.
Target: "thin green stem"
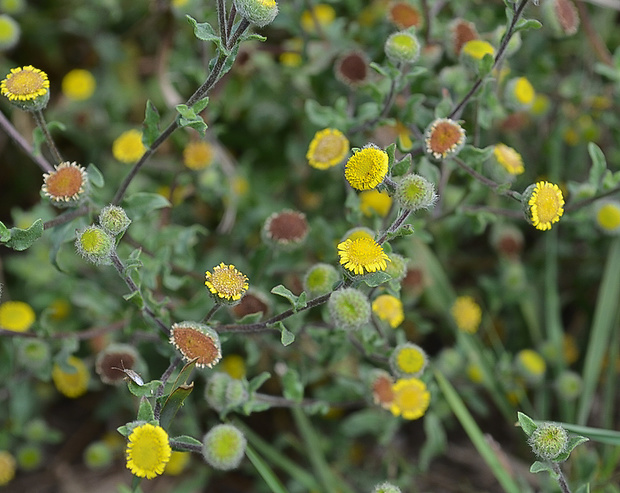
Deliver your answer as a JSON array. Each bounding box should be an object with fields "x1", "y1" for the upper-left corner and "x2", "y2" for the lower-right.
[{"x1": 32, "y1": 110, "x2": 63, "y2": 165}]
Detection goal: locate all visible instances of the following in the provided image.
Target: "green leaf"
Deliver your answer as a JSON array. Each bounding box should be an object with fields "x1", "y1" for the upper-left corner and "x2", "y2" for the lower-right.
[
  {"x1": 274, "y1": 321, "x2": 295, "y2": 346},
  {"x1": 137, "y1": 398, "x2": 154, "y2": 421},
  {"x1": 385, "y1": 223, "x2": 415, "y2": 241},
  {"x1": 159, "y1": 383, "x2": 194, "y2": 431},
  {"x1": 385, "y1": 142, "x2": 397, "y2": 170},
  {"x1": 142, "y1": 100, "x2": 160, "y2": 148},
  {"x1": 282, "y1": 368, "x2": 303, "y2": 402},
  {"x1": 248, "y1": 372, "x2": 271, "y2": 393},
  {"x1": 0, "y1": 222, "x2": 11, "y2": 242},
  {"x1": 270, "y1": 285, "x2": 307, "y2": 311},
  {"x1": 4, "y1": 219, "x2": 44, "y2": 251},
  {"x1": 170, "y1": 435, "x2": 203, "y2": 449},
  {"x1": 588, "y1": 142, "x2": 607, "y2": 188},
  {"x1": 245, "y1": 444, "x2": 289, "y2": 493},
  {"x1": 369, "y1": 61, "x2": 389, "y2": 77},
  {"x1": 517, "y1": 412, "x2": 538, "y2": 437},
  {"x1": 192, "y1": 96, "x2": 210, "y2": 114},
  {"x1": 392, "y1": 154, "x2": 412, "y2": 177},
  {"x1": 239, "y1": 33, "x2": 267, "y2": 43},
  {"x1": 86, "y1": 163, "x2": 105, "y2": 188},
  {"x1": 514, "y1": 18, "x2": 542, "y2": 34},
  {"x1": 48, "y1": 217, "x2": 79, "y2": 272},
  {"x1": 459, "y1": 145, "x2": 494, "y2": 167},
  {"x1": 530, "y1": 460, "x2": 556, "y2": 476},
  {"x1": 478, "y1": 53, "x2": 495, "y2": 77},
  {"x1": 127, "y1": 380, "x2": 161, "y2": 398},
  {"x1": 186, "y1": 16, "x2": 228, "y2": 54},
  {"x1": 557, "y1": 422, "x2": 620, "y2": 446},
  {"x1": 362, "y1": 271, "x2": 392, "y2": 287},
  {"x1": 123, "y1": 290, "x2": 144, "y2": 309},
  {"x1": 123, "y1": 192, "x2": 171, "y2": 221},
  {"x1": 176, "y1": 103, "x2": 208, "y2": 136},
  {"x1": 554, "y1": 435, "x2": 589, "y2": 462}
]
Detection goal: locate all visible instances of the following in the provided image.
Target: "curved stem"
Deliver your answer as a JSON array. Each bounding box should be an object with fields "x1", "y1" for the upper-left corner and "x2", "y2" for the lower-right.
[
  {"x1": 453, "y1": 156, "x2": 522, "y2": 201},
  {"x1": 43, "y1": 205, "x2": 91, "y2": 230},
  {"x1": 0, "y1": 110, "x2": 53, "y2": 173}
]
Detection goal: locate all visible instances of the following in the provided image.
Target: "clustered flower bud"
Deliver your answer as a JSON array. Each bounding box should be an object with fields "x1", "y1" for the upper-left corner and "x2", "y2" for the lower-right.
[{"x1": 233, "y1": 0, "x2": 278, "y2": 27}]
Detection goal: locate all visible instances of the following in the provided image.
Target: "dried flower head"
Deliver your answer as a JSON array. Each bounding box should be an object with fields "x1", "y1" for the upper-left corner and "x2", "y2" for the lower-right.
[
  {"x1": 344, "y1": 144, "x2": 389, "y2": 190},
  {"x1": 1, "y1": 65, "x2": 49, "y2": 110},
  {"x1": 42, "y1": 162, "x2": 89, "y2": 208},
  {"x1": 231, "y1": 290, "x2": 270, "y2": 319},
  {"x1": 369, "y1": 369, "x2": 394, "y2": 409},
  {"x1": 522, "y1": 181, "x2": 564, "y2": 231},
  {"x1": 424, "y1": 118, "x2": 466, "y2": 160},
  {"x1": 170, "y1": 321, "x2": 222, "y2": 368},
  {"x1": 449, "y1": 18, "x2": 478, "y2": 57},
  {"x1": 263, "y1": 209, "x2": 309, "y2": 249},
  {"x1": 338, "y1": 237, "x2": 390, "y2": 276},
  {"x1": 126, "y1": 423, "x2": 171, "y2": 479},
  {"x1": 335, "y1": 51, "x2": 369, "y2": 86},
  {"x1": 205, "y1": 263, "x2": 249, "y2": 304},
  {"x1": 95, "y1": 343, "x2": 140, "y2": 385},
  {"x1": 390, "y1": 378, "x2": 430, "y2": 420},
  {"x1": 387, "y1": 2, "x2": 422, "y2": 29},
  {"x1": 306, "y1": 128, "x2": 349, "y2": 169}
]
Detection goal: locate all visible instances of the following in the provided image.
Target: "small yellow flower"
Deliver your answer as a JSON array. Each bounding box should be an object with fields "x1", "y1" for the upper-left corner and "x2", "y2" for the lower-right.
[
  {"x1": 42, "y1": 162, "x2": 88, "y2": 206},
  {"x1": 344, "y1": 145, "x2": 388, "y2": 190},
  {"x1": 516, "y1": 349, "x2": 546, "y2": 385},
  {"x1": 461, "y1": 39, "x2": 495, "y2": 60},
  {"x1": 205, "y1": 263, "x2": 249, "y2": 302},
  {"x1": 523, "y1": 181, "x2": 565, "y2": 231},
  {"x1": 595, "y1": 201, "x2": 620, "y2": 234},
  {"x1": 424, "y1": 118, "x2": 466, "y2": 160},
  {"x1": 61, "y1": 69, "x2": 96, "y2": 101},
  {"x1": 513, "y1": 77, "x2": 535, "y2": 105},
  {"x1": 1, "y1": 65, "x2": 49, "y2": 101},
  {"x1": 126, "y1": 423, "x2": 171, "y2": 479},
  {"x1": 306, "y1": 128, "x2": 349, "y2": 170},
  {"x1": 390, "y1": 378, "x2": 430, "y2": 420},
  {"x1": 493, "y1": 143, "x2": 524, "y2": 175},
  {"x1": 338, "y1": 237, "x2": 390, "y2": 276},
  {"x1": 220, "y1": 354, "x2": 246, "y2": 379},
  {"x1": 466, "y1": 362, "x2": 484, "y2": 383},
  {"x1": 183, "y1": 141, "x2": 214, "y2": 170},
  {"x1": 359, "y1": 189, "x2": 393, "y2": 217},
  {"x1": 390, "y1": 343, "x2": 427, "y2": 377},
  {"x1": 112, "y1": 129, "x2": 146, "y2": 164},
  {"x1": 0, "y1": 301, "x2": 35, "y2": 332},
  {"x1": 451, "y1": 296, "x2": 482, "y2": 334},
  {"x1": 301, "y1": 4, "x2": 335, "y2": 32},
  {"x1": 280, "y1": 52, "x2": 302, "y2": 67},
  {"x1": 164, "y1": 451, "x2": 190, "y2": 476},
  {"x1": 170, "y1": 321, "x2": 222, "y2": 368},
  {"x1": 0, "y1": 450, "x2": 16, "y2": 486},
  {"x1": 52, "y1": 355, "x2": 90, "y2": 398},
  {"x1": 372, "y1": 294, "x2": 404, "y2": 328}
]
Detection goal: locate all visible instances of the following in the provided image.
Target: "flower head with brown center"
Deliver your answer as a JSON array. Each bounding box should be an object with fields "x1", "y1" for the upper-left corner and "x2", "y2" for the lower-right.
[
  {"x1": 523, "y1": 181, "x2": 565, "y2": 231},
  {"x1": 205, "y1": 263, "x2": 249, "y2": 303},
  {"x1": 306, "y1": 128, "x2": 349, "y2": 169},
  {"x1": 95, "y1": 343, "x2": 140, "y2": 385},
  {"x1": 126, "y1": 423, "x2": 171, "y2": 479},
  {"x1": 335, "y1": 51, "x2": 369, "y2": 86},
  {"x1": 449, "y1": 18, "x2": 478, "y2": 56},
  {"x1": 1, "y1": 65, "x2": 49, "y2": 102},
  {"x1": 424, "y1": 118, "x2": 466, "y2": 160},
  {"x1": 369, "y1": 369, "x2": 394, "y2": 409},
  {"x1": 387, "y1": 2, "x2": 422, "y2": 29},
  {"x1": 263, "y1": 209, "x2": 309, "y2": 249},
  {"x1": 337, "y1": 237, "x2": 390, "y2": 276},
  {"x1": 344, "y1": 144, "x2": 389, "y2": 190},
  {"x1": 42, "y1": 162, "x2": 88, "y2": 207},
  {"x1": 170, "y1": 321, "x2": 222, "y2": 368},
  {"x1": 390, "y1": 378, "x2": 430, "y2": 420}
]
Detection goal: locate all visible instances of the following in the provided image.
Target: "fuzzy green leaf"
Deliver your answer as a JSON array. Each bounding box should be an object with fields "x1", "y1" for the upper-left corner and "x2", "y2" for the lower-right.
[
  {"x1": 186, "y1": 16, "x2": 228, "y2": 54},
  {"x1": 248, "y1": 371, "x2": 271, "y2": 393},
  {"x1": 4, "y1": 219, "x2": 44, "y2": 251},
  {"x1": 530, "y1": 460, "x2": 556, "y2": 477},
  {"x1": 137, "y1": 398, "x2": 154, "y2": 421},
  {"x1": 170, "y1": 435, "x2": 203, "y2": 449},
  {"x1": 142, "y1": 100, "x2": 160, "y2": 148},
  {"x1": 362, "y1": 271, "x2": 392, "y2": 287},
  {"x1": 513, "y1": 18, "x2": 542, "y2": 34},
  {"x1": 588, "y1": 142, "x2": 607, "y2": 188},
  {"x1": 554, "y1": 435, "x2": 589, "y2": 462},
  {"x1": 127, "y1": 380, "x2": 161, "y2": 398},
  {"x1": 392, "y1": 154, "x2": 412, "y2": 177},
  {"x1": 271, "y1": 285, "x2": 306, "y2": 311},
  {"x1": 160, "y1": 383, "x2": 194, "y2": 431},
  {"x1": 86, "y1": 163, "x2": 105, "y2": 188},
  {"x1": 282, "y1": 367, "x2": 303, "y2": 402},
  {"x1": 274, "y1": 321, "x2": 295, "y2": 346},
  {"x1": 517, "y1": 412, "x2": 538, "y2": 437},
  {"x1": 123, "y1": 192, "x2": 171, "y2": 221},
  {"x1": 0, "y1": 222, "x2": 11, "y2": 242}
]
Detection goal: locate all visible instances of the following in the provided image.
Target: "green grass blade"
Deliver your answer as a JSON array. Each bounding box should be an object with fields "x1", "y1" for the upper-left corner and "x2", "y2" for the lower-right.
[{"x1": 245, "y1": 444, "x2": 289, "y2": 493}]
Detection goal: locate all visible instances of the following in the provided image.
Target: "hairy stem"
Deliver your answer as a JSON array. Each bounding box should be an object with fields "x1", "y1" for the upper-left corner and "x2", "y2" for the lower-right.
[{"x1": 0, "y1": 110, "x2": 53, "y2": 173}]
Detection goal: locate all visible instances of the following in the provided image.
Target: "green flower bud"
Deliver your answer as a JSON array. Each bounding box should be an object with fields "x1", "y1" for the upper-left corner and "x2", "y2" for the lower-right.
[
  {"x1": 99, "y1": 205, "x2": 131, "y2": 236},
  {"x1": 225, "y1": 378, "x2": 249, "y2": 408},
  {"x1": 384, "y1": 31, "x2": 420, "y2": 64},
  {"x1": 202, "y1": 424, "x2": 246, "y2": 470},
  {"x1": 0, "y1": 14, "x2": 20, "y2": 51},
  {"x1": 303, "y1": 263, "x2": 340, "y2": 297},
  {"x1": 205, "y1": 372, "x2": 232, "y2": 412},
  {"x1": 328, "y1": 288, "x2": 371, "y2": 331},
  {"x1": 385, "y1": 253, "x2": 407, "y2": 283},
  {"x1": 528, "y1": 422, "x2": 568, "y2": 461},
  {"x1": 234, "y1": 0, "x2": 278, "y2": 27},
  {"x1": 373, "y1": 481, "x2": 402, "y2": 493},
  {"x1": 555, "y1": 370, "x2": 582, "y2": 401},
  {"x1": 75, "y1": 225, "x2": 114, "y2": 265},
  {"x1": 83, "y1": 441, "x2": 113, "y2": 470},
  {"x1": 394, "y1": 174, "x2": 437, "y2": 211},
  {"x1": 17, "y1": 338, "x2": 50, "y2": 370},
  {"x1": 16, "y1": 444, "x2": 43, "y2": 471}
]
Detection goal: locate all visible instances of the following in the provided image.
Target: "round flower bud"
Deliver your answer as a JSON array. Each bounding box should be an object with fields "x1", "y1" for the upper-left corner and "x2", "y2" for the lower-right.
[
  {"x1": 83, "y1": 441, "x2": 113, "y2": 470},
  {"x1": 515, "y1": 349, "x2": 546, "y2": 386},
  {"x1": 170, "y1": 321, "x2": 222, "y2": 368},
  {"x1": 385, "y1": 253, "x2": 407, "y2": 283},
  {"x1": 225, "y1": 378, "x2": 249, "y2": 408},
  {"x1": 555, "y1": 370, "x2": 582, "y2": 401},
  {"x1": 99, "y1": 205, "x2": 131, "y2": 236},
  {"x1": 459, "y1": 39, "x2": 495, "y2": 73},
  {"x1": 75, "y1": 225, "x2": 114, "y2": 265},
  {"x1": 390, "y1": 342, "x2": 427, "y2": 378},
  {"x1": 0, "y1": 14, "x2": 20, "y2": 51},
  {"x1": 16, "y1": 444, "x2": 43, "y2": 471},
  {"x1": 385, "y1": 31, "x2": 420, "y2": 64},
  {"x1": 327, "y1": 288, "x2": 371, "y2": 331},
  {"x1": 17, "y1": 338, "x2": 50, "y2": 370},
  {"x1": 528, "y1": 422, "x2": 569, "y2": 461},
  {"x1": 303, "y1": 263, "x2": 340, "y2": 297},
  {"x1": 205, "y1": 372, "x2": 232, "y2": 412},
  {"x1": 394, "y1": 174, "x2": 437, "y2": 211},
  {"x1": 233, "y1": 0, "x2": 278, "y2": 27},
  {"x1": 373, "y1": 482, "x2": 402, "y2": 493},
  {"x1": 0, "y1": 65, "x2": 49, "y2": 111},
  {"x1": 202, "y1": 424, "x2": 247, "y2": 471}
]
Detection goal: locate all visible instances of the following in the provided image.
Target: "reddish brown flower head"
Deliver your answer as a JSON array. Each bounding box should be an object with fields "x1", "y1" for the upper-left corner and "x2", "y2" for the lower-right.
[
  {"x1": 42, "y1": 162, "x2": 88, "y2": 208},
  {"x1": 263, "y1": 209, "x2": 309, "y2": 249},
  {"x1": 553, "y1": 0, "x2": 579, "y2": 36},
  {"x1": 450, "y1": 18, "x2": 479, "y2": 56},
  {"x1": 335, "y1": 51, "x2": 369, "y2": 87},
  {"x1": 370, "y1": 370, "x2": 394, "y2": 409},
  {"x1": 231, "y1": 290, "x2": 270, "y2": 319},
  {"x1": 170, "y1": 322, "x2": 222, "y2": 368},
  {"x1": 95, "y1": 343, "x2": 139, "y2": 385},
  {"x1": 424, "y1": 118, "x2": 466, "y2": 160},
  {"x1": 388, "y1": 2, "x2": 423, "y2": 29}
]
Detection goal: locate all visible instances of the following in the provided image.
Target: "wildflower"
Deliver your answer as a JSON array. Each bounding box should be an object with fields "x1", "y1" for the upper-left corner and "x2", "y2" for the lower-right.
[
  {"x1": 205, "y1": 263, "x2": 249, "y2": 304},
  {"x1": 505, "y1": 77, "x2": 535, "y2": 110},
  {"x1": 164, "y1": 451, "x2": 191, "y2": 475},
  {"x1": 555, "y1": 370, "x2": 582, "y2": 401},
  {"x1": 49, "y1": 299, "x2": 71, "y2": 320},
  {"x1": 170, "y1": 321, "x2": 222, "y2": 368},
  {"x1": 262, "y1": 209, "x2": 309, "y2": 249},
  {"x1": 385, "y1": 31, "x2": 420, "y2": 65},
  {"x1": 1, "y1": 65, "x2": 49, "y2": 111},
  {"x1": 328, "y1": 288, "x2": 371, "y2": 330},
  {"x1": 99, "y1": 205, "x2": 131, "y2": 236},
  {"x1": 202, "y1": 424, "x2": 246, "y2": 470},
  {"x1": 522, "y1": 181, "x2": 564, "y2": 231},
  {"x1": 0, "y1": 300, "x2": 35, "y2": 332},
  {"x1": 466, "y1": 361, "x2": 484, "y2": 383},
  {"x1": 52, "y1": 355, "x2": 90, "y2": 398},
  {"x1": 372, "y1": 294, "x2": 404, "y2": 328},
  {"x1": 233, "y1": 0, "x2": 278, "y2": 27},
  {"x1": 595, "y1": 201, "x2": 620, "y2": 234},
  {"x1": 451, "y1": 296, "x2": 481, "y2": 334},
  {"x1": 344, "y1": 145, "x2": 389, "y2": 191},
  {"x1": 306, "y1": 128, "x2": 349, "y2": 170},
  {"x1": 112, "y1": 129, "x2": 146, "y2": 163},
  {"x1": 126, "y1": 423, "x2": 171, "y2": 479},
  {"x1": 369, "y1": 369, "x2": 394, "y2": 409},
  {"x1": 0, "y1": 14, "x2": 19, "y2": 51},
  {"x1": 0, "y1": 451, "x2": 16, "y2": 486},
  {"x1": 373, "y1": 482, "x2": 402, "y2": 493},
  {"x1": 75, "y1": 225, "x2": 114, "y2": 265},
  {"x1": 95, "y1": 343, "x2": 140, "y2": 385},
  {"x1": 394, "y1": 173, "x2": 437, "y2": 210},
  {"x1": 83, "y1": 441, "x2": 113, "y2": 470},
  {"x1": 424, "y1": 118, "x2": 466, "y2": 160},
  {"x1": 205, "y1": 372, "x2": 232, "y2": 412},
  {"x1": 449, "y1": 18, "x2": 478, "y2": 57},
  {"x1": 279, "y1": 51, "x2": 302, "y2": 67},
  {"x1": 337, "y1": 237, "x2": 390, "y2": 276},
  {"x1": 16, "y1": 444, "x2": 42, "y2": 471},
  {"x1": 385, "y1": 253, "x2": 407, "y2": 283},
  {"x1": 183, "y1": 140, "x2": 214, "y2": 170},
  {"x1": 460, "y1": 39, "x2": 495, "y2": 61},
  {"x1": 303, "y1": 263, "x2": 340, "y2": 297},
  {"x1": 492, "y1": 144, "x2": 524, "y2": 175},
  {"x1": 231, "y1": 290, "x2": 270, "y2": 319},
  {"x1": 220, "y1": 354, "x2": 246, "y2": 379},
  {"x1": 17, "y1": 339, "x2": 50, "y2": 369},
  {"x1": 300, "y1": 4, "x2": 335, "y2": 33},
  {"x1": 41, "y1": 161, "x2": 89, "y2": 208},
  {"x1": 390, "y1": 343, "x2": 427, "y2": 377},
  {"x1": 390, "y1": 378, "x2": 430, "y2": 420},
  {"x1": 387, "y1": 2, "x2": 422, "y2": 29},
  {"x1": 515, "y1": 349, "x2": 546, "y2": 386},
  {"x1": 334, "y1": 51, "x2": 369, "y2": 86},
  {"x1": 360, "y1": 189, "x2": 392, "y2": 217},
  {"x1": 528, "y1": 422, "x2": 568, "y2": 461},
  {"x1": 61, "y1": 69, "x2": 96, "y2": 101},
  {"x1": 543, "y1": 0, "x2": 579, "y2": 37}
]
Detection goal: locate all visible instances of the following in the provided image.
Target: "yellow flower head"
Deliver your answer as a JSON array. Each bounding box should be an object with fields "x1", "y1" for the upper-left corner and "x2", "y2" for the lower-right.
[
  {"x1": 451, "y1": 296, "x2": 481, "y2": 334},
  {"x1": 1, "y1": 65, "x2": 49, "y2": 101},
  {"x1": 595, "y1": 201, "x2": 620, "y2": 234},
  {"x1": 523, "y1": 181, "x2": 564, "y2": 231},
  {"x1": 506, "y1": 76, "x2": 535, "y2": 109},
  {"x1": 372, "y1": 294, "x2": 404, "y2": 328},
  {"x1": 164, "y1": 451, "x2": 190, "y2": 476},
  {"x1": 52, "y1": 355, "x2": 90, "y2": 398},
  {"x1": 390, "y1": 378, "x2": 430, "y2": 420},
  {"x1": 170, "y1": 321, "x2": 222, "y2": 368},
  {"x1": 126, "y1": 423, "x2": 171, "y2": 479},
  {"x1": 344, "y1": 145, "x2": 389, "y2": 190},
  {"x1": 515, "y1": 349, "x2": 546, "y2": 385},
  {"x1": 341, "y1": 226, "x2": 375, "y2": 243},
  {"x1": 0, "y1": 300, "x2": 35, "y2": 332},
  {"x1": 183, "y1": 141, "x2": 214, "y2": 170},
  {"x1": 306, "y1": 128, "x2": 349, "y2": 170},
  {"x1": 0, "y1": 450, "x2": 16, "y2": 486},
  {"x1": 301, "y1": 4, "x2": 335, "y2": 33},
  {"x1": 359, "y1": 189, "x2": 393, "y2": 217},
  {"x1": 42, "y1": 161, "x2": 89, "y2": 207},
  {"x1": 62, "y1": 69, "x2": 96, "y2": 101},
  {"x1": 220, "y1": 354, "x2": 246, "y2": 379},
  {"x1": 112, "y1": 129, "x2": 146, "y2": 164},
  {"x1": 390, "y1": 342, "x2": 427, "y2": 377},
  {"x1": 338, "y1": 237, "x2": 390, "y2": 276},
  {"x1": 205, "y1": 263, "x2": 249, "y2": 303},
  {"x1": 461, "y1": 39, "x2": 495, "y2": 60},
  {"x1": 493, "y1": 143, "x2": 524, "y2": 175},
  {"x1": 424, "y1": 118, "x2": 466, "y2": 160}
]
